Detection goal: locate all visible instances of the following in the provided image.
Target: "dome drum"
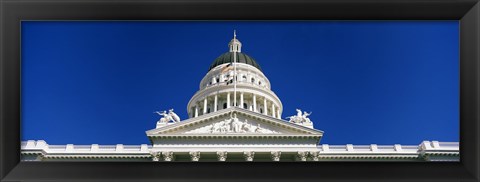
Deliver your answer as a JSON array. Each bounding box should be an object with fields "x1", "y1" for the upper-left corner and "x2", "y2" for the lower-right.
[{"x1": 200, "y1": 63, "x2": 271, "y2": 90}]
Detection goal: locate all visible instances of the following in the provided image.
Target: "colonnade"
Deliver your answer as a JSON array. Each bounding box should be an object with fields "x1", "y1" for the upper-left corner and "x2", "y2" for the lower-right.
[
  {"x1": 151, "y1": 151, "x2": 319, "y2": 162},
  {"x1": 190, "y1": 91, "x2": 281, "y2": 119}
]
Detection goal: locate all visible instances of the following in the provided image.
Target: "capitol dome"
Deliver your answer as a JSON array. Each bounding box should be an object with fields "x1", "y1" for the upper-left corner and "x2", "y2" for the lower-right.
[
  {"x1": 208, "y1": 52, "x2": 262, "y2": 71},
  {"x1": 187, "y1": 32, "x2": 283, "y2": 119}
]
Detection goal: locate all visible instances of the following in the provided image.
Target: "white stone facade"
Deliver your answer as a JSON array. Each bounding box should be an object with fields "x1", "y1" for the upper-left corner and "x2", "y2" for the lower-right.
[
  {"x1": 21, "y1": 139, "x2": 459, "y2": 162},
  {"x1": 20, "y1": 33, "x2": 459, "y2": 162}
]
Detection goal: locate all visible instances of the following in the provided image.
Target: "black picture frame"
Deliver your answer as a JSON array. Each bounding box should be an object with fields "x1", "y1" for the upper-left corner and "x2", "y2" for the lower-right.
[{"x1": 1, "y1": 0, "x2": 478, "y2": 181}]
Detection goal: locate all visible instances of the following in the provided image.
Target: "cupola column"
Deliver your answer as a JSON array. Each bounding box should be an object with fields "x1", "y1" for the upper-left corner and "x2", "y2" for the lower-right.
[
  {"x1": 277, "y1": 110, "x2": 281, "y2": 119},
  {"x1": 240, "y1": 92, "x2": 244, "y2": 109},
  {"x1": 252, "y1": 94, "x2": 257, "y2": 112},
  {"x1": 194, "y1": 106, "x2": 198, "y2": 117},
  {"x1": 272, "y1": 104, "x2": 276, "y2": 118},
  {"x1": 214, "y1": 94, "x2": 218, "y2": 112},
  {"x1": 203, "y1": 97, "x2": 208, "y2": 114},
  {"x1": 227, "y1": 92, "x2": 231, "y2": 108},
  {"x1": 263, "y1": 98, "x2": 267, "y2": 115}
]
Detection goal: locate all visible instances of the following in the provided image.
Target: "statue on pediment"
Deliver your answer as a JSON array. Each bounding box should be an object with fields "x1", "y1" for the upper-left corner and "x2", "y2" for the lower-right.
[
  {"x1": 286, "y1": 109, "x2": 313, "y2": 124},
  {"x1": 241, "y1": 120, "x2": 254, "y2": 132},
  {"x1": 302, "y1": 111, "x2": 312, "y2": 123},
  {"x1": 254, "y1": 124, "x2": 263, "y2": 133},
  {"x1": 231, "y1": 113, "x2": 243, "y2": 133},
  {"x1": 169, "y1": 109, "x2": 181, "y2": 123},
  {"x1": 155, "y1": 111, "x2": 173, "y2": 123},
  {"x1": 155, "y1": 109, "x2": 181, "y2": 123}
]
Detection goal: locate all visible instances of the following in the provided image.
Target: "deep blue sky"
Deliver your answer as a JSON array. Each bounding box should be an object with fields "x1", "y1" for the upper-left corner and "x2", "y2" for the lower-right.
[{"x1": 21, "y1": 21, "x2": 459, "y2": 145}]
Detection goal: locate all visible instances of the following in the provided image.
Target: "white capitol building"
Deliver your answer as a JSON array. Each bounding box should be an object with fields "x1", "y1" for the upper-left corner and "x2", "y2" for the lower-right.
[{"x1": 21, "y1": 32, "x2": 459, "y2": 162}]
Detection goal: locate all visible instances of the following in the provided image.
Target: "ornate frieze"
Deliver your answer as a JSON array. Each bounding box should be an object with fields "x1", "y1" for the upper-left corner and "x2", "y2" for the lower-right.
[{"x1": 184, "y1": 113, "x2": 279, "y2": 134}]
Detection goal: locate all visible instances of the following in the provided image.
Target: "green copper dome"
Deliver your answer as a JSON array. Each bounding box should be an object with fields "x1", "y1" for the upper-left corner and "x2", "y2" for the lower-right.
[{"x1": 208, "y1": 52, "x2": 262, "y2": 71}]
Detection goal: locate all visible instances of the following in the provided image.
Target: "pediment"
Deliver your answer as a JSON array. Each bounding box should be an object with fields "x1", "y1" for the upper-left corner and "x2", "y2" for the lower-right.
[
  {"x1": 183, "y1": 114, "x2": 280, "y2": 134},
  {"x1": 146, "y1": 108, "x2": 323, "y2": 137}
]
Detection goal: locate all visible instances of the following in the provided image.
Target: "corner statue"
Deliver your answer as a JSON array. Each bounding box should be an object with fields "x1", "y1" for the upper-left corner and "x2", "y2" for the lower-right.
[
  {"x1": 169, "y1": 109, "x2": 181, "y2": 123},
  {"x1": 155, "y1": 109, "x2": 181, "y2": 123},
  {"x1": 286, "y1": 109, "x2": 312, "y2": 124}
]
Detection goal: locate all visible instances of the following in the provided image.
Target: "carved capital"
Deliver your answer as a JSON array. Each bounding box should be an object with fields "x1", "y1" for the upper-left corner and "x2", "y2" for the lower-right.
[
  {"x1": 150, "y1": 151, "x2": 160, "y2": 162},
  {"x1": 309, "y1": 151, "x2": 320, "y2": 161},
  {"x1": 297, "y1": 151, "x2": 307, "y2": 161},
  {"x1": 217, "y1": 151, "x2": 228, "y2": 161},
  {"x1": 271, "y1": 151, "x2": 281, "y2": 161},
  {"x1": 162, "y1": 151, "x2": 174, "y2": 161},
  {"x1": 189, "y1": 151, "x2": 201, "y2": 161},
  {"x1": 243, "y1": 151, "x2": 255, "y2": 161}
]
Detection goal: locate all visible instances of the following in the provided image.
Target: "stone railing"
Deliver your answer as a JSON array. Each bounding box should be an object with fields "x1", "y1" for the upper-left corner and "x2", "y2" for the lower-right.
[
  {"x1": 21, "y1": 140, "x2": 150, "y2": 154},
  {"x1": 318, "y1": 144, "x2": 418, "y2": 153}
]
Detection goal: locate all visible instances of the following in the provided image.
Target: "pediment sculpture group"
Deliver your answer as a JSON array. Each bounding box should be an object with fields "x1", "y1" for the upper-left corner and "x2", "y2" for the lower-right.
[
  {"x1": 286, "y1": 109, "x2": 312, "y2": 124},
  {"x1": 208, "y1": 113, "x2": 278, "y2": 134},
  {"x1": 155, "y1": 109, "x2": 181, "y2": 123}
]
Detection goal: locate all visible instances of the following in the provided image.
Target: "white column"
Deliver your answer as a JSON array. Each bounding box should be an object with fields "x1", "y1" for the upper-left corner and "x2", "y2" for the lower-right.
[
  {"x1": 227, "y1": 92, "x2": 231, "y2": 108},
  {"x1": 271, "y1": 151, "x2": 281, "y2": 161},
  {"x1": 194, "y1": 105, "x2": 198, "y2": 117},
  {"x1": 263, "y1": 98, "x2": 267, "y2": 115},
  {"x1": 277, "y1": 109, "x2": 280, "y2": 119},
  {"x1": 203, "y1": 97, "x2": 207, "y2": 114},
  {"x1": 240, "y1": 92, "x2": 244, "y2": 109},
  {"x1": 309, "y1": 151, "x2": 320, "y2": 161},
  {"x1": 244, "y1": 151, "x2": 254, "y2": 162},
  {"x1": 232, "y1": 91, "x2": 238, "y2": 107},
  {"x1": 297, "y1": 151, "x2": 307, "y2": 161},
  {"x1": 189, "y1": 151, "x2": 200, "y2": 162},
  {"x1": 217, "y1": 151, "x2": 227, "y2": 161},
  {"x1": 253, "y1": 94, "x2": 257, "y2": 112},
  {"x1": 162, "y1": 151, "x2": 174, "y2": 161},
  {"x1": 271, "y1": 104, "x2": 275, "y2": 117},
  {"x1": 150, "y1": 151, "x2": 160, "y2": 161},
  {"x1": 214, "y1": 94, "x2": 218, "y2": 112}
]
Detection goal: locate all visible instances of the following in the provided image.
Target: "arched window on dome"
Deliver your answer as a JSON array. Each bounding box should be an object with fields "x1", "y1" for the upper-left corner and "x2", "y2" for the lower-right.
[
  {"x1": 243, "y1": 103, "x2": 248, "y2": 109},
  {"x1": 207, "y1": 108, "x2": 211, "y2": 113},
  {"x1": 260, "y1": 108, "x2": 263, "y2": 114},
  {"x1": 251, "y1": 78, "x2": 255, "y2": 83},
  {"x1": 242, "y1": 75, "x2": 247, "y2": 82},
  {"x1": 223, "y1": 103, "x2": 227, "y2": 109}
]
